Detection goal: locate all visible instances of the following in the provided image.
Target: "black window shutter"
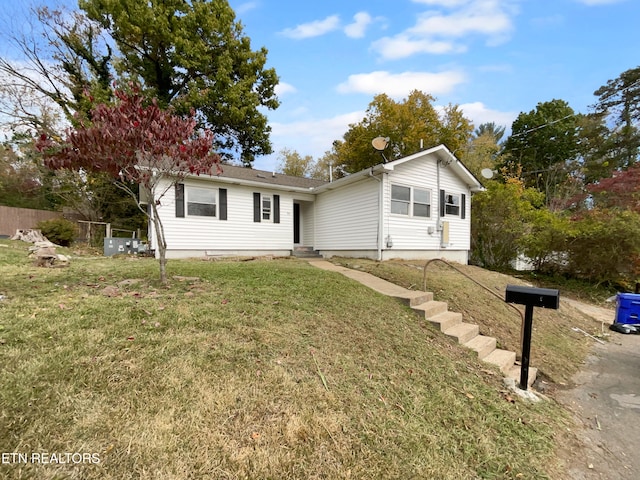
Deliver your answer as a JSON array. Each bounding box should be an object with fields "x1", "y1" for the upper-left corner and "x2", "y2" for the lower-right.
[
  {"x1": 461, "y1": 193, "x2": 466, "y2": 219},
  {"x1": 273, "y1": 194, "x2": 280, "y2": 224},
  {"x1": 253, "y1": 192, "x2": 261, "y2": 222},
  {"x1": 219, "y1": 188, "x2": 227, "y2": 220},
  {"x1": 175, "y1": 183, "x2": 185, "y2": 218},
  {"x1": 439, "y1": 189, "x2": 446, "y2": 217}
]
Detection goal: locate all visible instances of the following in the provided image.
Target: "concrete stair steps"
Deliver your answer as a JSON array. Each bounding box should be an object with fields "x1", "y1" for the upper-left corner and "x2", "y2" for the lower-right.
[
  {"x1": 484, "y1": 349, "x2": 517, "y2": 374},
  {"x1": 443, "y1": 322, "x2": 480, "y2": 344},
  {"x1": 406, "y1": 291, "x2": 435, "y2": 307},
  {"x1": 291, "y1": 247, "x2": 322, "y2": 258},
  {"x1": 464, "y1": 335, "x2": 497, "y2": 360},
  {"x1": 307, "y1": 260, "x2": 539, "y2": 392},
  {"x1": 413, "y1": 300, "x2": 449, "y2": 319},
  {"x1": 506, "y1": 365, "x2": 538, "y2": 388},
  {"x1": 427, "y1": 311, "x2": 463, "y2": 332}
]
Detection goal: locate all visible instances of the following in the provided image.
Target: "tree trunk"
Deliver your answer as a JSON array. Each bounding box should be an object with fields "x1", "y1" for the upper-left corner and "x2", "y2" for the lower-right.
[{"x1": 149, "y1": 201, "x2": 168, "y2": 284}]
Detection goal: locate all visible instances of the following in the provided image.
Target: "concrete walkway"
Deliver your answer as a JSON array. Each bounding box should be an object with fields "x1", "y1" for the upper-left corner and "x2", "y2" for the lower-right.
[{"x1": 308, "y1": 260, "x2": 422, "y2": 299}]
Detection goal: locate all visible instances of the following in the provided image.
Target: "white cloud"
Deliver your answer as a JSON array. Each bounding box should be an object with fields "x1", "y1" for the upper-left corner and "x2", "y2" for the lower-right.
[
  {"x1": 344, "y1": 12, "x2": 373, "y2": 39},
  {"x1": 373, "y1": 35, "x2": 464, "y2": 59},
  {"x1": 457, "y1": 101, "x2": 517, "y2": 129},
  {"x1": 280, "y1": 15, "x2": 341, "y2": 39},
  {"x1": 373, "y1": 0, "x2": 518, "y2": 60},
  {"x1": 234, "y1": 2, "x2": 259, "y2": 15},
  {"x1": 336, "y1": 70, "x2": 466, "y2": 98},
  {"x1": 274, "y1": 82, "x2": 297, "y2": 96},
  {"x1": 409, "y1": 5, "x2": 513, "y2": 39},
  {"x1": 254, "y1": 110, "x2": 365, "y2": 171}
]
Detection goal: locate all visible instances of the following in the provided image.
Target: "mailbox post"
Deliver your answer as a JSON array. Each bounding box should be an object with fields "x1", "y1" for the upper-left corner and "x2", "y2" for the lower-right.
[{"x1": 505, "y1": 285, "x2": 560, "y2": 390}]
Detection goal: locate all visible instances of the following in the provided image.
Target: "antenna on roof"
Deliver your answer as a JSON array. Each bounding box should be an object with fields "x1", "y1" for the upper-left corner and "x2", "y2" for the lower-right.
[{"x1": 372, "y1": 136, "x2": 390, "y2": 163}]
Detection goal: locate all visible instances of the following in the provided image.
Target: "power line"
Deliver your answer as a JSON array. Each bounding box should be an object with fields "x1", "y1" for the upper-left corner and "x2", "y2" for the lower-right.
[{"x1": 508, "y1": 114, "x2": 575, "y2": 139}]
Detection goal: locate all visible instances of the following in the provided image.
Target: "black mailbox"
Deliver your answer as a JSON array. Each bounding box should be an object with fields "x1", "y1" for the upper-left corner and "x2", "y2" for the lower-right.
[
  {"x1": 505, "y1": 285, "x2": 560, "y2": 391},
  {"x1": 505, "y1": 285, "x2": 559, "y2": 309}
]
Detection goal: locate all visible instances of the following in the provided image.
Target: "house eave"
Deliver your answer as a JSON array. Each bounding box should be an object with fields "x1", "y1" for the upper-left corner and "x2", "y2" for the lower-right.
[
  {"x1": 182, "y1": 172, "x2": 319, "y2": 194},
  {"x1": 312, "y1": 164, "x2": 388, "y2": 193}
]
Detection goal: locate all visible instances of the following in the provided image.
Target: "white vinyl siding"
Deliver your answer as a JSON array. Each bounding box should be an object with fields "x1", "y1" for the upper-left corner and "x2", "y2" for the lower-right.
[
  {"x1": 154, "y1": 178, "x2": 298, "y2": 253},
  {"x1": 383, "y1": 158, "x2": 471, "y2": 251},
  {"x1": 315, "y1": 178, "x2": 379, "y2": 250}
]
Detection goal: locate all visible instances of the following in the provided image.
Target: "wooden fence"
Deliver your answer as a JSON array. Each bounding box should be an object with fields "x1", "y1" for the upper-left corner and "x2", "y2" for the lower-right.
[{"x1": 0, "y1": 206, "x2": 62, "y2": 237}]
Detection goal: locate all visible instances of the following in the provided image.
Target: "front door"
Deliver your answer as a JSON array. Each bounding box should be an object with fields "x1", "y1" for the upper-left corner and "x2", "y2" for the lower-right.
[{"x1": 293, "y1": 202, "x2": 300, "y2": 244}]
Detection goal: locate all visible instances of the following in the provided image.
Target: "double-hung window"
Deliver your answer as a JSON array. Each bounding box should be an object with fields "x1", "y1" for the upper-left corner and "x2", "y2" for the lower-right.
[
  {"x1": 391, "y1": 184, "x2": 431, "y2": 218},
  {"x1": 262, "y1": 195, "x2": 272, "y2": 221},
  {"x1": 439, "y1": 190, "x2": 466, "y2": 219},
  {"x1": 187, "y1": 187, "x2": 216, "y2": 217},
  {"x1": 445, "y1": 193, "x2": 460, "y2": 216},
  {"x1": 253, "y1": 192, "x2": 280, "y2": 223},
  {"x1": 175, "y1": 184, "x2": 227, "y2": 219}
]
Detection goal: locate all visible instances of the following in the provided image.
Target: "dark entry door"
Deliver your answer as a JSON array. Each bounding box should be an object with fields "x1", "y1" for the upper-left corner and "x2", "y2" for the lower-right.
[{"x1": 293, "y1": 203, "x2": 300, "y2": 244}]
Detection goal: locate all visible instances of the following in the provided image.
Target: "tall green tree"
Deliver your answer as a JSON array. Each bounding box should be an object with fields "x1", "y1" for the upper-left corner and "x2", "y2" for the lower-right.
[
  {"x1": 593, "y1": 66, "x2": 640, "y2": 169},
  {"x1": 331, "y1": 91, "x2": 473, "y2": 173},
  {"x1": 461, "y1": 131, "x2": 502, "y2": 180},
  {"x1": 474, "y1": 122, "x2": 506, "y2": 143},
  {"x1": 79, "y1": 0, "x2": 279, "y2": 164},
  {"x1": 276, "y1": 148, "x2": 315, "y2": 177},
  {"x1": 502, "y1": 99, "x2": 582, "y2": 204},
  {"x1": 310, "y1": 150, "x2": 340, "y2": 181}
]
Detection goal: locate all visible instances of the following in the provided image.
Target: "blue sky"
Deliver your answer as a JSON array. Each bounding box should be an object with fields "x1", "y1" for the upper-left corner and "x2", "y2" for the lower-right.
[
  {"x1": 227, "y1": 0, "x2": 638, "y2": 171},
  {"x1": 0, "y1": 0, "x2": 638, "y2": 172}
]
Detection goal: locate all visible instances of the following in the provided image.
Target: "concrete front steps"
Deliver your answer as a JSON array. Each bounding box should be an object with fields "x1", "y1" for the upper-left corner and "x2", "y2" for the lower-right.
[
  {"x1": 306, "y1": 260, "x2": 536, "y2": 388},
  {"x1": 412, "y1": 300, "x2": 537, "y2": 388},
  {"x1": 291, "y1": 246, "x2": 323, "y2": 259}
]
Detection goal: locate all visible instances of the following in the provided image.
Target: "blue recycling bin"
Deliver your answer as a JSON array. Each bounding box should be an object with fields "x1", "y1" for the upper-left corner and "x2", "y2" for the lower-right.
[{"x1": 615, "y1": 293, "x2": 640, "y2": 325}]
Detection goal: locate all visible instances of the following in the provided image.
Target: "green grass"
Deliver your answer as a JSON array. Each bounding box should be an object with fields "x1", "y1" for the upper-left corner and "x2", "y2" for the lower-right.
[{"x1": 1, "y1": 241, "x2": 570, "y2": 479}]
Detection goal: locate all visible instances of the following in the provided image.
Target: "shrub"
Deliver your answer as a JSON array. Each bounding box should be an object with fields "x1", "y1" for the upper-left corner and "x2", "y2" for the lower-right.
[
  {"x1": 566, "y1": 208, "x2": 640, "y2": 286},
  {"x1": 470, "y1": 179, "x2": 544, "y2": 269},
  {"x1": 36, "y1": 218, "x2": 78, "y2": 247}
]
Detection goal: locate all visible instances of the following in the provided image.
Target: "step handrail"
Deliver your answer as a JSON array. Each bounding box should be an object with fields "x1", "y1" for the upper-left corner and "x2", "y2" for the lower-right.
[{"x1": 422, "y1": 258, "x2": 524, "y2": 324}]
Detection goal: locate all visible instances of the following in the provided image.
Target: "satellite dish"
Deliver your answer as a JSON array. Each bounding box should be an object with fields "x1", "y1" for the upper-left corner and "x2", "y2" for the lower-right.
[
  {"x1": 372, "y1": 136, "x2": 389, "y2": 152},
  {"x1": 481, "y1": 168, "x2": 495, "y2": 179}
]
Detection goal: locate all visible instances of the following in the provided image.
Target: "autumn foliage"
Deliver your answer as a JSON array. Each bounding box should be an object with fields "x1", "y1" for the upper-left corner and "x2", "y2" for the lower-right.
[
  {"x1": 36, "y1": 88, "x2": 221, "y2": 183},
  {"x1": 36, "y1": 87, "x2": 221, "y2": 282}
]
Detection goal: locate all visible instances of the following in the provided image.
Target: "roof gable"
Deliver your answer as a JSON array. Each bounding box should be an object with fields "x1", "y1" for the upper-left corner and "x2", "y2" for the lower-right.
[{"x1": 385, "y1": 145, "x2": 483, "y2": 192}]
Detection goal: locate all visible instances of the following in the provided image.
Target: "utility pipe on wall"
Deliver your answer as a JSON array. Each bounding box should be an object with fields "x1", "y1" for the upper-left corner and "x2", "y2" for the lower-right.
[{"x1": 368, "y1": 169, "x2": 383, "y2": 261}]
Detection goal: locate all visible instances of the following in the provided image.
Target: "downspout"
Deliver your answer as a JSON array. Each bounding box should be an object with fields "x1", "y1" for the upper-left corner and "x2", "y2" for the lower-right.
[
  {"x1": 369, "y1": 168, "x2": 383, "y2": 261},
  {"x1": 436, "y1": 159, "x2": 441, "y2": 243}
]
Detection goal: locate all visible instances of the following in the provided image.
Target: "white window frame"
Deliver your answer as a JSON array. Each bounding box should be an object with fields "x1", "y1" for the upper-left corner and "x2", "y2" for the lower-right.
[
  {"x1": 261, "y1": 194, "x2": 272, "y2": 222},
  {"x1": 391, "y1": 184, "x2": 431, "y2": 218},
  {"x1": 445, "y1": 192, "x2": 460, "y2": 216},
  {"x1": 187, "y1": 186, "x2": 217, "y2": 217}
]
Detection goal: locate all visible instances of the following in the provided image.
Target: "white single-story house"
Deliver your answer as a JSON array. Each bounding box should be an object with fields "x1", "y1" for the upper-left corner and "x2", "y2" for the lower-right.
[{"x1": 146, "y1": 144, "x2": 484, "y2": 263}]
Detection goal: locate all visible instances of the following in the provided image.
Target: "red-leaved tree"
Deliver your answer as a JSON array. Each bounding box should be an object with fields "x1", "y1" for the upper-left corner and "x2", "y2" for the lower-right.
[
  {"x1": 36, "y1": 87, "x2": 221, "y2": 283},
  {"x1": 587, "y1": 163, "x2": 640, "y2": 212}
]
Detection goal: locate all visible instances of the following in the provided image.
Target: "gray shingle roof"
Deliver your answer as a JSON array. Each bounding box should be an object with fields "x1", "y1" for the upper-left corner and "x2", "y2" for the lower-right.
[{"x1": 214, "y1": 164, "x2": 327, "y2": 189}]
